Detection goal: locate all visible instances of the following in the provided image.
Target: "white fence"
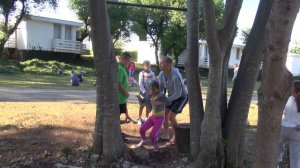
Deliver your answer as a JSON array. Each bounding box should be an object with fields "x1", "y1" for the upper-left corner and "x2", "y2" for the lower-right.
[
  {"x1": 52, "y1": 39, "x2": 88, "y2": 54},
  {"x1": 4, "y1": 37, "x2": 16, "y2": 48}
]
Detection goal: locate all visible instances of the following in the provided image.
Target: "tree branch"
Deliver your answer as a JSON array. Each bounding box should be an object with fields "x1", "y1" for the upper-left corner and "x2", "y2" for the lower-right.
[
  {"x1": 1, "y1": 1, "x2": 27, "y2": 45},
  {"x1": 201, "y1": 0, "x2": 219, "y2": 54},
  {"x1": 219, "y1": 0, "x2": 243, "y2": 49}
]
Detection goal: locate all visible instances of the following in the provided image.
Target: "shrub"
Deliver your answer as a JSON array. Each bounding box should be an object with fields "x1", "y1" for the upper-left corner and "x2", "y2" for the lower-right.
[
  {"x1": 0, "y1": 58, "x2": 22, "y2": 73},
  {"x1": 293, "y1": 76, "x2": 300, "y2": 80},
  {"x1": 20, "y1": 59, "x2": 95, "y2": 76},
  {"x1": 22, "y1": 50, "x2": 79, "y2": 63}
]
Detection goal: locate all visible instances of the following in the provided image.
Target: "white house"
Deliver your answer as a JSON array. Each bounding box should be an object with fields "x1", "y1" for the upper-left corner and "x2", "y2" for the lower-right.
[
  {"x1": 178, "y1": 40, "x2": 300, "y2": 76},
  {"x1": 5, "y1": 15, "x2": 87, "y2": 54},
  {"x1": 136, "y1": 41, "x2": 158, "y2": 64},
  {"x1": 178, "y1": 40, "x2": 244, "y2": 68},
  {"x1": 286, "y1": 53, "x2": 300, "y2": 76},
  {"x1": 122, "y1": 34, "x2": 158, "y2": 64}
]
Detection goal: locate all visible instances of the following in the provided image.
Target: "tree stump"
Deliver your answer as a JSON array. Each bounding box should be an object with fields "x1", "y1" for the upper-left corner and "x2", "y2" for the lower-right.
[{"x1": 174, "y1": 123, "x2": 190, "y2": 153}]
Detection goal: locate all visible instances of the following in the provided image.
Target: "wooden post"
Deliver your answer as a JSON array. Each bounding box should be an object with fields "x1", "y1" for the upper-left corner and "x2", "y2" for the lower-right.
[{"x1": 174, "y1": 123, "x2": 190, "y2": 153}]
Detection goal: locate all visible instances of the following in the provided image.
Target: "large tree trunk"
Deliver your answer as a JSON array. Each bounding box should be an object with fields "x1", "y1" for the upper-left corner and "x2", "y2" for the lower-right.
[
  {"x1": 196, "y1": 1, "x2": 224, "y2": 166},
  {"x1": 194, "y1": 0, "x2": 242, "y2": 167},
  {"x1": 186, "y1": 0, "x2": 204, "y2": 160},
  {"x1": 78, "y1": 20, "x2": 89, "y2": 42},
  {"x1": 224, "y1": 1, "x2": 275, "y2": 167},
  {"x1": 88, "y1": 1, "x2": 124, "y2": 166},
  {"x1": 253, "y1": 0, "x2": 300, "y2": 167},
  {"x1": 221, "y1": 31, "x2": 236, "y2": 129},
  {"x1": 197, "y1": 50, "x2": 224, "y2": 167}
]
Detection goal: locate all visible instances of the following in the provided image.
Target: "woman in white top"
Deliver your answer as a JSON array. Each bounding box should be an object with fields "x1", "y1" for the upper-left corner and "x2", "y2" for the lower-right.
[{"x1": 277, "y1": 81, "x2": 300, "y2": 168}]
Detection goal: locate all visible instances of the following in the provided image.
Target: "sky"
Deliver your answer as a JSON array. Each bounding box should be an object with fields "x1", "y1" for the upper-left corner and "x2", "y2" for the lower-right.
[
  {"x1": 237, "y1": 0, "x2": 300, "y2": 46},
  {"x1": 32, "y1": 0, "x2": 300, "y2": 47}
]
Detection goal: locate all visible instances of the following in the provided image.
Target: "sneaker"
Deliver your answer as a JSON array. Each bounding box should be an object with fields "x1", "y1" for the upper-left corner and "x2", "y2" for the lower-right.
[
  {"x1": 125, "y1": 118, "x2": 131, "y2": 123},
  {"x1": 137, "y1": 118, "x2": 143, "y2": 126},
  {"x1": 137, "y1": 140, "x2": 144, "y2": 147}
]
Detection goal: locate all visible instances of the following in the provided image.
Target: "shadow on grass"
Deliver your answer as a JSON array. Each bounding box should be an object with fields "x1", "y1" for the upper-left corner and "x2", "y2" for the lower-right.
[
  {"x1": 0, "y1": 123, "x2": 181, "y2": 167},
  {"x1": 0, "y1": 124, "x2": 93, "y2": 167}
]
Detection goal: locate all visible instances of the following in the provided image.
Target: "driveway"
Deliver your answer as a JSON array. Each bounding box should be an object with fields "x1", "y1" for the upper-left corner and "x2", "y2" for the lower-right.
[
  {"x1": 0, "y1": 87, "x2": 257, "y2": 104},
  {"x1": 0, "y1": 87, "x2": 139, "y2": 103}
]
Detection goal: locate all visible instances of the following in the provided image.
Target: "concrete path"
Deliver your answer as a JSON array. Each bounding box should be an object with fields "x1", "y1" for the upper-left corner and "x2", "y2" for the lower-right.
[
  {"x1": 0, "y1": 86, "x2": 257, "y2": 104},
  {"x1": 0, "y1": 87, "x2": 139, "y2": 103}
]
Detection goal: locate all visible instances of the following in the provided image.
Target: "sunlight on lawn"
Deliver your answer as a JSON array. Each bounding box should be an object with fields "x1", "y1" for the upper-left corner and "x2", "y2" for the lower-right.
[
  {"x1": 248, "y1": 104, "x2": 258, "y2": 125},
  {"x1": 0, "y1": 102, "x2": 258, "y2": 130}
]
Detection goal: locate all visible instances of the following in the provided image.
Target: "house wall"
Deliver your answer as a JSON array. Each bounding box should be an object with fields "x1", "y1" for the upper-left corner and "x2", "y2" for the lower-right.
[
  {"x1": 71, "y1": 27, "x2": 76, "y2": 41},
  {"x1": 17, "y1": 21, "x2": 27, "y2": 50},
  {"x1": 19, "y1": 19, "x2": 78, "y2": 51},
  {"x1": 82, "y1": 37, "x2": 92, "y2": 50},
  {"x1": 228, "y1": 46, "x2": 243, "y2": 67},
  {"x1": 25, "y1": 20, "x2": 54, "y2": 51},
  {"x1": 198, "y1": 42, "x2": 244, "y2": 68},
  {"x1": 137, "y1": 41, "x2": 157, "y2": 64},
  {"x1": 286, "y1": 53, "x2": 300, "y2": 76},
  {"x1": 199, "y1": 43, "x2": 208, "y2": 66}
]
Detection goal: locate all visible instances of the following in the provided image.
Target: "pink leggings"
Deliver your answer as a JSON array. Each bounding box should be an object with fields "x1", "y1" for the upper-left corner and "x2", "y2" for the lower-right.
[{"x1": 140, "y1": 115, "x2": 164, "y2": 146}]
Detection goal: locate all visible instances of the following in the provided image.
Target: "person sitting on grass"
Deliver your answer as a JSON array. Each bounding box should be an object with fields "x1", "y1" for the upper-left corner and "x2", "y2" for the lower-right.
[
  {"x1": 77, "y1": 71, "x2": 84, "y2": 82},
  {"x1": 137, "y1": 80, "x2": 170, "y2": 152},
  {"x1": 136, "y1": 60, "x2": 155, "y2": 125},
  {"x1": 70, "y1": 71, "x2": 79, "y2": 86}
]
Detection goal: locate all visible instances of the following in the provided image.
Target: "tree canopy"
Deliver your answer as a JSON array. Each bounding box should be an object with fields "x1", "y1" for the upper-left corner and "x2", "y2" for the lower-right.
[
  {"x1": 0, "y1": 0, "x2": 58, "y2": 56},
  {"x1": 240, "y1": 28, "x2": 251, "y2": 44},
  {"x1": 161, "y1": 0, "x2": 224, "y2": 65},
  {"x1": 69, "y1": 0, "x2": 130, "y2": 45},
  {"x1": 290, "y1": 41, "x2": 300, "y2": 54},
  {"x1": 126, "y1": 0, "x2": 174, "y2": 66}
]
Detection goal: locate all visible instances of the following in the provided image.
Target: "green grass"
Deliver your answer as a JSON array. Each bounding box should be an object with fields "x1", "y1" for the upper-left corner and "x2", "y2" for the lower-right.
[
  {"x1": 199, "y1": 76, "x2": 260, "y2": 97},
  {"x1": 0, "y1": 72, "x2": 144, "y2": 91},
  {"x1": 20, "y1": 59, "x2": 95, "y2": 76},
  {"x1": 0, "y1": 57, "x2": 260, "y2": 95},
  {"x1": 0, "y1": 58, "x2": 22, "y2": 73},
  {"x1": 0, "y1": 73, "x2": 96, "y2": 89}
]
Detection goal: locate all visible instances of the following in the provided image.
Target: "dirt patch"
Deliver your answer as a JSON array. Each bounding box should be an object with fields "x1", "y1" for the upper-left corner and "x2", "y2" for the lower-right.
[
  {"x1": 0, "y1": 102, "x2": 191, "y2": 167},
  {"x1": 0, "y1": 102, "x2": 268, "y2": 167}
]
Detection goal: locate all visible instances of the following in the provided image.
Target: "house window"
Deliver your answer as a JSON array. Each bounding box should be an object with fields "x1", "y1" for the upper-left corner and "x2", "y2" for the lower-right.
[
  {"x1": 236, "y1": 48, "x2": 241, "y2": 60},
  {"x1": 54, "y1": 24, "x2": 62, "y2": 39},
  {"x1": 65, "y1": 26, "x2": 72, "y2": 40}
]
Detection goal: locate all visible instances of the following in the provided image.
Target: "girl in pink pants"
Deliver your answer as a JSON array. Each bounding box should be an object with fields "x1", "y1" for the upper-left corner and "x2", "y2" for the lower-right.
[{"x1": 137, "y1": 80, "x2": 170, "y2": 152}]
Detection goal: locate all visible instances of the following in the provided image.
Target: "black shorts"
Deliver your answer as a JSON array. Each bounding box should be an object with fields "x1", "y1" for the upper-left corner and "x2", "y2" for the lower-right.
[
  {"x1": 119, "y1": 103, "x2": 128, "y2": 114},
  {"x1": 166, "y1": 95, "x2": 188, "y2": 114}
]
